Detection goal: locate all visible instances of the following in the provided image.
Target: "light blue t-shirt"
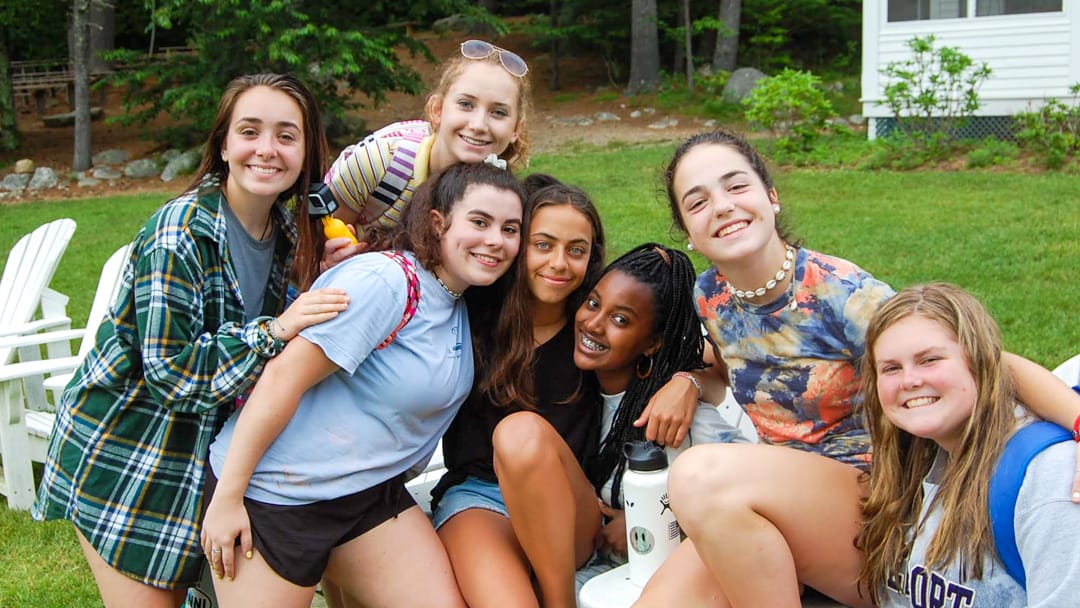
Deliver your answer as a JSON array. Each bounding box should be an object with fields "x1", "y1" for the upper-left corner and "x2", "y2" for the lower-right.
[{"x1": 209, "y1": 250, "x2": 472, "y2": 505}]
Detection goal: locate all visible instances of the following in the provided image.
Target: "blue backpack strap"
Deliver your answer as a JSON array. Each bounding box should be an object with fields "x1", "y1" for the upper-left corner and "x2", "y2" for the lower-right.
[{"x1": 988, "y1": 420, "x2": 1071, "y2": 589}]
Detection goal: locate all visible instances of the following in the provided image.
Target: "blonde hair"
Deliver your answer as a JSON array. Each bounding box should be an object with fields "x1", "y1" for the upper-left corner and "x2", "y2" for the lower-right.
[
  {"x1": 857, "y1": 283, "x2": 1017, "y2": 604},
  {"x1": 423, "y1": 45, "x2": 533, "y2": 168}
]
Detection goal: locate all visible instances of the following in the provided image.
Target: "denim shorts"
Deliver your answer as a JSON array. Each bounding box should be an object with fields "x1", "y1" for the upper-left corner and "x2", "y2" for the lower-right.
[{"x1": 431, "y1": 476, "x2": 509, "y2": 530}]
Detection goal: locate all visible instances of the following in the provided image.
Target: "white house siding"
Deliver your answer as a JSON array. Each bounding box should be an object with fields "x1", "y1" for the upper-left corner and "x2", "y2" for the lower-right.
[{"x1": 862, "y1": 1, "x2": 1077, "y2": 136}]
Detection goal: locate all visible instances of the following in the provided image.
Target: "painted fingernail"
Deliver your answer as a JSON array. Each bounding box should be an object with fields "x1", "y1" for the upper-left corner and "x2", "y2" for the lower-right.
[{"x1": 246, "y1": 550, "x2": 253, "y2": 559}]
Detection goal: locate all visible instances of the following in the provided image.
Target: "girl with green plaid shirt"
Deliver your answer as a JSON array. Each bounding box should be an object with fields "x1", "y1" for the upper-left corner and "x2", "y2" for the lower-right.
[{"x1": 33, "y1": 73, "x2": 349, "y2": 607}]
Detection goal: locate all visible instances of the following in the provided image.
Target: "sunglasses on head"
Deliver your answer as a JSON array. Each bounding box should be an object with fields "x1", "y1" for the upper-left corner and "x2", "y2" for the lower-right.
[{"x1": 460, "y1": 40, "x2": 529, "y2": 78}]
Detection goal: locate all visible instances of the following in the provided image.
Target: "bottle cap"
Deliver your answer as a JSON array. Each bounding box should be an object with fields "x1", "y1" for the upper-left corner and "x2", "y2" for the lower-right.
[{"x1": 623, "y1": 440, "x2": 668, "y2": 472}]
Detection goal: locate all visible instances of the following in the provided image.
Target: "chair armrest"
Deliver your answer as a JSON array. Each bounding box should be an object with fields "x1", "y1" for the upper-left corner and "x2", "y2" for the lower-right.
[
  {"x1": 0, "y1": 356, "x2": 81, "y2": 383},
  {"x1": 0, "y1": 316, "x2": 73, "y2": 338},
  {"x1": 0, "y1": 328, "x2": 83, "y2": 350}
]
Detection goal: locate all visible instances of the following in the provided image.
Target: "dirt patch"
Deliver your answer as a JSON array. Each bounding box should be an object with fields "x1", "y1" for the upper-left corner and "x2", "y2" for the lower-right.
[{"x1": 3, "y1": 31, "x2": 707, "y2": 202}]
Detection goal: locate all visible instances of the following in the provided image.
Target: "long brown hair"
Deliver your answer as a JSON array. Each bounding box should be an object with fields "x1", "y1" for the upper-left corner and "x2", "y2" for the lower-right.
[
  {"x1": 423, "y1": 42, "x2": 533, "y2": 169},
  {"x1": 857, "y1": 283, "x2": 1017, "y2": 603},
  {"x1": 475, "y1": 175, "x2": 605, "y2": 409},
  {"x1": 187, "y1": 73, "x2": 329, "y2": 290}
]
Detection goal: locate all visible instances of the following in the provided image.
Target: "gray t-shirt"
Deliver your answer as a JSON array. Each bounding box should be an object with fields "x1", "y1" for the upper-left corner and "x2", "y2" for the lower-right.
[
  {"x1": 882, "y1": 428, "x2": 1080, "y2": 607},
  {"x1": 220, "y1": 198, "x2": 275, "y2": 318},
  {"x1": 210, "y1": 251, "x2": 472, "y2": 505}
]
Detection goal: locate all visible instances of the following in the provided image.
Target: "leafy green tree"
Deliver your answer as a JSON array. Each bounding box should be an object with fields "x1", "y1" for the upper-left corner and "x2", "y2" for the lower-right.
[{"x1": 104, "y1": 1, "x2": 447, "y2": 145}]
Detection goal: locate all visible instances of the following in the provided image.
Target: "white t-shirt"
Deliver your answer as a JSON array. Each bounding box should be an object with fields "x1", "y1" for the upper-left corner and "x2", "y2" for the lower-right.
[{"x1": 596, "y1": 389, "x2": 756, "y2": 506}]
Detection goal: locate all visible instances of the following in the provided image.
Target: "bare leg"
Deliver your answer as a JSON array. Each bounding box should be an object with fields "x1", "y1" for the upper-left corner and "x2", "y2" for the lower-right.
[
  {"x1": 494, "y1": 411, "x2": 602, "y2": 608},
  {"x1": 326, "y1": 505, "x2": 466, "y2": 608},
  {"x1": 75, "y1": 527, "x2": 188, "y2": 608},
  {"x1": 634, "y1": 540, "x2": 731, "y2": 608},
  {"x1": 439, "y1": 508, "x2": 538, "y2": 608},
  {"x1": 211, "y1": 544, "x2": 315, "y2": 608},
  {"x1": 644, "y1": 444, "x2": 869, "y2": 608},
  {"x1": 320, "y1": 579, "x2": 347, "y2": 608}
]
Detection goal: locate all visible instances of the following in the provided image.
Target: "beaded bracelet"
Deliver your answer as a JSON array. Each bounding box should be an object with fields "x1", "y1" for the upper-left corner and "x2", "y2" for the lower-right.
[
  {"x1": 673, "y1": 371, "x2": 703, "y2": 400},
  {"x1": 267, "y1": 317, "x2": 282, "y2": 342}
]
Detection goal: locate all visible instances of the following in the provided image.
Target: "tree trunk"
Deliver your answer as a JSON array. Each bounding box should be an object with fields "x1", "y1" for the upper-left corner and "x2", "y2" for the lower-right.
[
  {"x1": 712, "y1": 0, "x2": 741, "y2": 73},
  {"x1": 627, "y1": 0, "x2": 660, "y2": 94},
  {"x1": 89, "y1": 0, "x2": 115, "y2": 76},
  {"x1": 0, "y1": 44, "x2": 19, "y2": 152},
  {"x1": 683, "y1": 0, "x2": 694, "y2": 94},
  {"x1": 72, "y1": 0, "x2": 92, "y2": 171},
  {"x1": 549, "y1": 0, "x2": 560, "y2": 90}
]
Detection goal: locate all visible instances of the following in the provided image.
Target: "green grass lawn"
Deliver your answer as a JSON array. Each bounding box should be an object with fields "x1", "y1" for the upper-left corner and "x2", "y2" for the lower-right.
[{"x1": 1, "y1": 142, "x2": 1078, "y2": 605}]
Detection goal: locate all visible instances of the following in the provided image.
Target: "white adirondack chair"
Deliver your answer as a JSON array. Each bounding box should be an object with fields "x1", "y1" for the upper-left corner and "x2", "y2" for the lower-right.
[
  {"x1": 0, "y1": 218, "x2": 78, "y2": 366},
  {"x1": 1052, "y1": 353, "x2": 1080, "y2": 387},
  {"x1": 0, "y1": 245, "x2": 129, "y2": 510}
]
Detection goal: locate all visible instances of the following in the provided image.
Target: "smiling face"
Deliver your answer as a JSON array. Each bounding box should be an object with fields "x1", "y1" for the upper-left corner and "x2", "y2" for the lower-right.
[
  {"x1": 873, "y1": 314, "x2": 978, "y2": 453},
  {"x1": 671, "y1": 143, "x2": 781, "y2": 268},
  {"x1": 574, "y1": 270, "x2": 661, "y2": 394},
  {"x1": 525, "y1": 204, "x2": 594, "y2": 309},
  {"x1": 428, "y1": 62, "x2": 522, "y2": 171},
  {"x1": 221, "y1": 85, "x2": 305, "y2": 210},
  {"x1": 433, "y1": 183, "x2": 522, "y2": 294}
]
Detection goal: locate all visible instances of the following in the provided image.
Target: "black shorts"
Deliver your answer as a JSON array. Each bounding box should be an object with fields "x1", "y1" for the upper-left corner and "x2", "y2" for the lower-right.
[{"x1": 204, "y1": 469, "x2": 415, "y2": 587}]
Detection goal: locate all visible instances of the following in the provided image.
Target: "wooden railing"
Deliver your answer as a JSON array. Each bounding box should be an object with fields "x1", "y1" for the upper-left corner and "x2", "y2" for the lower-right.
[{"x1": 11, "y1": 47, "x2": 193, "y2": 115}]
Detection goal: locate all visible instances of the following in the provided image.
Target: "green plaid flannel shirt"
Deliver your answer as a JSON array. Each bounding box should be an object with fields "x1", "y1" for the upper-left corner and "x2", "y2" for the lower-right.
[{"x1": 33, "y1": 184, "x2": 296, "y2": 588}]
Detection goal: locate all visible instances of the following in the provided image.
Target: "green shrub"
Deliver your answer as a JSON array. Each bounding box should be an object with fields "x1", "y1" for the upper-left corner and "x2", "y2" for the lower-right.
[
  {"x1": 862, "y1": 132, "x2": 955, "y2": 170},
  {"x1": 1014, "y1": 83, "x2": 1080, "y2": 170},
  {"x1": 881, "y1": 35, "x2": 991, "y2": 149},
  {"x1": 697, "y1": 70, "x2": 731, "y2": 96},
  {"x1": 743, "y1": 68, "x2": 836, "y2": 151},
  {"x1": 966, "y1": 137, "x2": 1019, "y2": 169}
]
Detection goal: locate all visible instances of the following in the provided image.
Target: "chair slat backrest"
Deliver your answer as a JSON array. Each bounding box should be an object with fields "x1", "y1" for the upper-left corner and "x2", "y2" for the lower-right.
[
  {"x1": 76, "y1": 244, "x2": 131, "y2": 360},
  {"x1": 0, "y1": 218, "x2": 76, "y2": 364}
]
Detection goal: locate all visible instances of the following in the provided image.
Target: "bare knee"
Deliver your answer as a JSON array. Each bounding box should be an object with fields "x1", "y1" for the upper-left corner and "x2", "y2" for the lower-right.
[
  {"x1": 493, "y1": 411, "x2": 557, "y2": 476},
  {"x1": 669, "y1": 444, "x2": 753, "y2": 526}
]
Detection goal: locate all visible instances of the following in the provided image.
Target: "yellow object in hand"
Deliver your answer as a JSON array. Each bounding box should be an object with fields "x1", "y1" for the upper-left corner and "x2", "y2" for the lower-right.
[{"x1": 322, "y1": 216, "x2": 357, "y2": 244}]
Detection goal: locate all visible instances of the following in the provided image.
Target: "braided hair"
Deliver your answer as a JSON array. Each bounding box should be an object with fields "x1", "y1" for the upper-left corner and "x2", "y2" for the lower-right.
[{"x1": 587, "y1": 243, "x2": 706, "y2": 507}]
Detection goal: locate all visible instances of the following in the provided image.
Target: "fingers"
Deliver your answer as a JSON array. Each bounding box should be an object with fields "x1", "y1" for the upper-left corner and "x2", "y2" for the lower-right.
[
  {"x1": 633, "y1": 403, "x2": 652, "y2": 429},
  {"x1": 204, "y1": 543, "x2": 226, "y2": 580},
  {"x1": 321, "y1": 238, "x2": 368, "y2": 272},
  {"x1": 670, "y1": 422, "x2": 690, "y2": 449},
  {"x1": 598, "y1": 500, "x2": 617, "y2": 518},
  {"x1": 277, "y1": 290, "x2": 351, "y2": 339},
  {"x1": 241, "y1": 528, "x2": 254, "y2": 563}
]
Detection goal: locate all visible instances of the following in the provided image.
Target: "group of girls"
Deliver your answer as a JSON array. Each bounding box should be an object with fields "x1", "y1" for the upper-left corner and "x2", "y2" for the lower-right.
[
  {"x1": 28, "y1": 36, "x2": 1080, "y2": 608},
  {"x1": 631, "y1": 130, "x2": 1080, "y2": 607}
]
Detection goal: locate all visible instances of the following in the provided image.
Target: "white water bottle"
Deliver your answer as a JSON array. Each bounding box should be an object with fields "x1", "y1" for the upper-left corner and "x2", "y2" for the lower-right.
[{"x1": 621, "y1": 440, "x2": 681, "y2": 587}]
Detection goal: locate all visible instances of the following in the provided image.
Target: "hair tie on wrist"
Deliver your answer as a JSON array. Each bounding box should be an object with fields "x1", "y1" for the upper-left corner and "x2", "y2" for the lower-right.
[{"x1": 673, "y1": 371, "x2": 703, "y2": 399}]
